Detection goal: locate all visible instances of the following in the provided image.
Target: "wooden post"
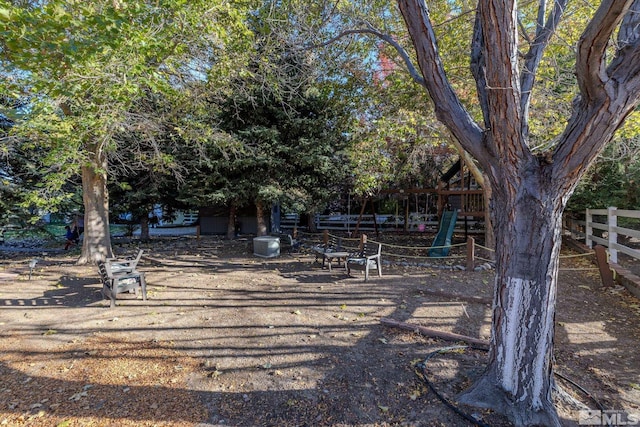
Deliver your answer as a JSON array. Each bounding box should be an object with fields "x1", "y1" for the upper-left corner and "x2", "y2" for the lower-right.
[
  {"x1": 594, "y1": 245, "x2": 614, "y2": 287},
  {"x1": 467, "y1": 237, "x2": 475, "y2": 271},
  {"x1": 323, "y1": 229, "x2": 329, "y2": 245},
  {"x1": 360, "y1": 233, "x2": 367, "y2": 251},
  {"x1": 353, "y1": 199, "x2": 367, "y2": 237},
  {"x1": 608, "y1": 206, "x2": 618, "y2": 263},
  {"x1": 586, "y1": 208, "x2": 593, "y2": 248},
  {"x1": 404, "y1": 198, "x2": 409, "y2": 233}
]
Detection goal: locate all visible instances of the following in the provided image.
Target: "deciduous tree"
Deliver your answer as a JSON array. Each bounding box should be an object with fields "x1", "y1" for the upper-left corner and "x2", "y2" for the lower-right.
[
  {"x1": 396, "y1": 1, "x2": 640, "y2": 425},
  {"x1": 1, "y1": 0, "x2": 253, "y2": 262}
]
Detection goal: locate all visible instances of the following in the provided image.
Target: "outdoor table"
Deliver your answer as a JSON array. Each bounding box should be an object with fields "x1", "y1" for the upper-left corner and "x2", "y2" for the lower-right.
[{"x1": 324, "y1": 251, "x2": 350, "y2": 272}]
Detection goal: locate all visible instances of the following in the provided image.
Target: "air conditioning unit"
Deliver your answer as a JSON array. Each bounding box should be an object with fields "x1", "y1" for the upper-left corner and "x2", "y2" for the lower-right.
[{"x1": 253, "y1": 236, "x2": 280, "y2": 258}]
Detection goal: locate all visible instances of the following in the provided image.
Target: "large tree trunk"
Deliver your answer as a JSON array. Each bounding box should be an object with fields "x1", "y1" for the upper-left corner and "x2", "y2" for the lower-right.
[
  {"x1": 78, "y1": 151, "x2": 113, "y2": 264},
  {"x1": 227, "y1": 202, "x2": 238, "y2": 240},
  {"x1": 139, "y1": 215, "x2": 150, "y2": 241},
  {"x1": 255, "y1": 200, "x2": 267, "y2": 236},
  {"x1": 459, "y1": 167, "x2": 563, "y2": 426},
  {"x1": 306, "y1": 212, "x2": 317, "y2": 233}
]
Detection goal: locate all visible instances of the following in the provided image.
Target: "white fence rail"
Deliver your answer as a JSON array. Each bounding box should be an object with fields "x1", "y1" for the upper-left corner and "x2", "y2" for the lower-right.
[
  {"x1": 281, "y1": 213, "x2": 485, "y2": 234},
  {"x1": 565, "y1": 207, "x2": 640, "y2": 263},
  {"x1": 316, "y1": 214, "x2": 439, "y2": 233}
]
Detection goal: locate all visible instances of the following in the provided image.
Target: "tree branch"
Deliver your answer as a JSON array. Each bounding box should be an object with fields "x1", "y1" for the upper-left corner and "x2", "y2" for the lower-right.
[
  {"x1": 520, "y1": 0, "x2": 568, "y2": 138},
  {"x1": 576, "y1": 0, "x2": 633, "y2": 103},
  {"x1": 476, "y1": 0, "x2": 530, "y2": 163},
  {"x1": 610, "y1": 0, "x2": 640, "y2": 93},
  {"x1": 554, "y1": 1, "x2": 640, "y2": 188},
  {"x1": 306, "y1": 26, "x2": 426, "y2": 87},
  {"x1": 618, "y1": 0, "x2": 640, "y2": 48},
  {"x1": 471, "y1": 9, "x2": 490, "y2": 131},
  {"x1": 362, "y1": 22, "x2": 427, "y2": 87},
  {"x1": 396, "y1": 0, "x2": 486, "y2": 164}
]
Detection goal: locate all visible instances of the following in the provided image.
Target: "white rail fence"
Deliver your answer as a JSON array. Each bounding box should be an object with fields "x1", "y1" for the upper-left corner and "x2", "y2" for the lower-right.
[
  {"x1": 315, "y1": 214, "x2": 439, "y2": 233},
  {"x1": 564, "y1": 207, "x2": 640, "y2": 263},
  {"x1": 281, "y1": 213, "x2": 485, "y2": 234}
]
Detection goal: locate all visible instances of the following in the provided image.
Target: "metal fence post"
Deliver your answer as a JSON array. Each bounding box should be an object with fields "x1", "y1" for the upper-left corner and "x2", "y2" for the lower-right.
[{"x1": 608, "y1": 206, "x2": 618, "y2": 263}]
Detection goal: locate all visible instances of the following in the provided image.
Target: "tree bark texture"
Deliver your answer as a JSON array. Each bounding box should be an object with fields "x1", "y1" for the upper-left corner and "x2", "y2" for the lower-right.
[
  {"x1": 78, "y1": 151, "x2": 113, "y2": 264},
  {"x1": 458, "y1": 161, "x2": 563, "y2": 426}
]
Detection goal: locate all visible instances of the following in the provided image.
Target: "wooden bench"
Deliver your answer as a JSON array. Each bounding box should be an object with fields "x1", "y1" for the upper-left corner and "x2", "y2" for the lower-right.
[
  {"x1": 98, "y1": 260, "x2": 147, "y2": 308},
  {"x1": 346, "y1": 235, "x2": 382, "y2": 281}
]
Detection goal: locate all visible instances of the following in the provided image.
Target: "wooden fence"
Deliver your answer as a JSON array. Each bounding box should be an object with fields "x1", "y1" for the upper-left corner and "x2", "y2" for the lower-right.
[
  {"x1": 564, "y1": 207, "x2": 640, "y2": 263},
  {"x1": 283, "y1": 208, "x2": 640, "y2": 264},
  {"x1": 281, "y1": 213, "x2": 484, "y2": 234}
]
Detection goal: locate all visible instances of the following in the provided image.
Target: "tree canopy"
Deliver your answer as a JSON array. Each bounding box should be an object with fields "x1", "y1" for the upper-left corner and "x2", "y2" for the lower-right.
[
  {"x1": 0, "y1": 0, "x2": 256, "y2": 260},
  {"x1": 164, "y1": 8, "x2": 358, "y2": 238}
]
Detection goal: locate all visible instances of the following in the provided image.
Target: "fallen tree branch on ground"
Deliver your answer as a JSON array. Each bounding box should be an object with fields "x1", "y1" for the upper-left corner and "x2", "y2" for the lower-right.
[{"x1": 380, "y1": 318, "x2": 490, "y2": 348}]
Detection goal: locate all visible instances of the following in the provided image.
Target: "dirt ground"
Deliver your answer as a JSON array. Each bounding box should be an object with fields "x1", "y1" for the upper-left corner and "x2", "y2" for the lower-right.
[{"x1": 0, "y1": 234, "x2": 639, "y2": 427}]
